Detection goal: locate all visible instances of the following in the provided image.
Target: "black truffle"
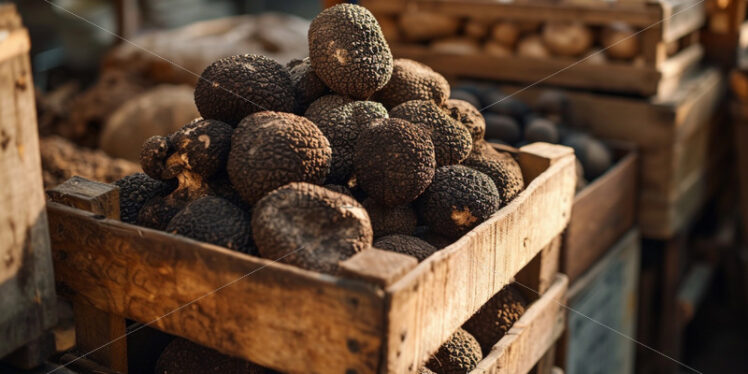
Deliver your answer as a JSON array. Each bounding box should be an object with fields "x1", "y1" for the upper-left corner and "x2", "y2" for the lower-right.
[
  {"x1": 462, "y1": 284, "x2": 528, "y2": 355},
  {"x1": 227, "y1": 111, "x2": 332, "y2": 205},
  {"x1": 155, "y1": 338, "x2": 269, "y2": 374},
  {"x1": 374, "y1": 234, "x2": 437, "y2": 262},
  {"x1": 484, "y1": 114, "x2": 521, "y2": 144},
  {"x1": 308, "y1": 4, "x2": 393, "y2": 99},
  {"x1": 363, "y1": 198, "x2": 418, "y2": 238},
  {"x1": 287, "y1": 57, "x2": 330, "y2": 114},
  {"x1": 390, "y1": 100, "x2": 473, "y2": 166},
  {"x1": 353, "y1": 118, "x2": 436, "y2": 207},
  {"x1": 463, "y1": 141, "x2": 525, "y2": 203},
  {"x1": 252, "y1": 182, "x2": 373, "y2": 274},
  {"x1": 114, "y1": 173, "x2": 175, "y2": 224},
  {"x1": 417, "y1": 165, "x2": 501, "y2": 239},
  {"x1": 443, "y1": 98, "x2": 486, "y2": 143},
  {"x1": 426, "y1": 328, "x2": 482, "y2": 374},
  {"x1": 166, "y1": 196, "x2": 255, "y2": 254},
  {"x1": 372, "y1": 58, "x2": 450, "y2": 109},
  {"x1": 524, "y1": 117, "x2": 559, "y2": 143},
  {"x1": 194, "y1": 54, "x2": 294, "y2": 126},
  {"x1": 305, "y1": 95, "x2": 388, "y2": 184}
]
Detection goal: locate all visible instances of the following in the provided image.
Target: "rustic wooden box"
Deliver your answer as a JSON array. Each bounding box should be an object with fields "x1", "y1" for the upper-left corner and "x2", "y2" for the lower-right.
[
  {"x1": 563, "y1": 144, "x2": 638, "y2": 283},
  {"x1": 0, "y1": 4, "x2": 57, "y2": 360},
  {"x1": 47, "y1": 142, "x2": 576, "y2": 374},
  {"x1": 555, "y1": 230, "x2": 640, "y2": 374},
  {"x1": 361, "y1": 0, "x2": 705, "y2": 97},
  {"x1": 499, "y1": 67, "x2": 725, "y2": 239}
]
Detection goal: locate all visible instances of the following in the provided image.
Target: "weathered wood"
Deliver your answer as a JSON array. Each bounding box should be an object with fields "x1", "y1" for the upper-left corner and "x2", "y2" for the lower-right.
[
  {"x1": 47, "y1": 142, "x2": 576, "y2": 373},
  {"x1": 534, "y1": 347, "x2": 557, "y2": 374},
  {"x1": 562, "y1": 145, "x2": 638, "y2": 282},
  {"x1": 0, "y1": 3, "x2": 57, "y2": 358},
  {"x1": 384, "y1": 146, "x2": 575, "y2": 373},
  {"x1": 676, "y1": 262, "x2": 713, "y2": 325},
  {"x1": 516, "y1": 236, "x2": 561, "y2": 296},
  {"x1": 471, "y1": 275, "x2": 568, "y2": 374},
  {"x1": 47, "y1": 176, "x2": 120, "y2": 219},
  {"x1": 339, "y1": 248, "x2": 418, "y2": 287},
  {"x1": 558, "y1": 230, "x2": 640, "y2": 374},
  {"x1": 47, "y1": 203, "x2": 386, "y2": 374}
]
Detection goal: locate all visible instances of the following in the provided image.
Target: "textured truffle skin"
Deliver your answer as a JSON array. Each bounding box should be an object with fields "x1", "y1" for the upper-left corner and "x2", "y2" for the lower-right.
[
  {"x1": 166, "y1": 196, "x2": 254, "y2": 254},
  {"x1": 390, "y1": 100, "x2": 473, "y2": 166},
  {"x1": 252, "y1": 183, "x2": 373, "y2": 274},
  {"x1": 374, "y1": 234, "x2": 437, "y2": 262},
  {"x1": 444, "y1": 99, "x2": 486, "y2": 143},
  {"x1": 136, "y1": 196, "x2": 187, "y2": 230},
  {"x1": 114, "y1": 173, "x2": 175, "y2": 224},
  {"x1": 418, "y1": 165, "x2": 501, "y2": 239},
  {"x1": 308, "y1": 4, "x2": 393, "y2": 99},
  {"x1": 305, "y1": 95, "x2": 388, "y2": 184},
  {"x1": 287, "y1": 57, "x2": 330, "y2": 114},
  {"x1": 354, "y1": 118, "x2": 436, "y2": 207},
  {"x1": 324, "y1": 184, "x2": 354, "y2": 197},
  {"x1": 463, "y1": 284, "x2": 528, "y2": 355},
  {"x1": 372, "y1": 58, "x2": 450, "y2": 109},
  {"x1": 363, "y1": 198, "x2": 418, "y2": 238},
  {"x1": 463, "y1": 142, "x2": 525, "y2": 204},
  {"x1": 155, "y1": 338, "x2": 269, "y2": 374},
  {"x1": 426, "y1": 328, "x2": 482, "y2": 374},
  {"x1": 140, "y1": 135, "x2": 172, "y2": 180},
  {"x1": 194, "y1": 54, "x2": 294, "y2": 126},
  {"x1": 227, "y1": 111, "x2": 332, "y2": 205},
  {"x1": 162, "y1": 119, "x2": 233, "y2": 180}
]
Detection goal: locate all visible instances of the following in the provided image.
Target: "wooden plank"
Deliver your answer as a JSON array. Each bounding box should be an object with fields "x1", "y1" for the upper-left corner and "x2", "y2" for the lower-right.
[
  {"x1": 517, "y1": 236, "x2": 561, "y2": 295},
  {"x1": 46, "y1": 203, "x2": 385, "y2": 374},
  {"x1": 0, "y1": 3, "x2": 57, "y2": 358},
  {"x1": 47, "y1": 176, "x2": 121, "y2": 219},
  {"x1": 562, "y1": 145, "x2": 638, "y2": 283},
  {"x1": 383, "y1": 146, "x2": 576, "y2": 373},
  {"x1": 471, "y1": 275, "x2": 568, "y2": 374},
  {"x1": 339, "y1": 248, "x2": 418, "y2": 287},
  {"x1": 561, "y1": 230, "x2": 640, "y2": 374},
  {"x1": 676, "y1": 262, "x2": 714, "y2": 325}
]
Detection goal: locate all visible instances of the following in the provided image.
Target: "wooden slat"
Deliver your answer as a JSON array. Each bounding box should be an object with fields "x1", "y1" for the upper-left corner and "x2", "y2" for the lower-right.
[
  {"x1": 383, "y1": 145, "x2": 576, "y2": 373},
  {"x1": 676, "y1": 262, "x2": 713, "y2": 324},
  {"x1": 0, "y1": 3, "x2": 57, "y2": 358},
  {"x1": 47, "y1": 176, "x2": 121, "y2": 219},
  {"x1": 563, "y1": 145, "x2": 638, "y2": 283},
  {"x1": 471, "y1": 275, "x2": 568, "y2": 374},
  {"x1": 46, "y1": 203, "x2": 385, "y2": 374},
  {"x1": 339, "y1": 248, "x2": 418, "y2": 287},
  {"x1": 516, "y1": 236, "x2": 561, "y2": 296}
]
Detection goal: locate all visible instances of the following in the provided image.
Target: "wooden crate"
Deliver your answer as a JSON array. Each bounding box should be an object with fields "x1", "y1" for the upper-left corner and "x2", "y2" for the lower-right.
[
  {"x1": 556, "y1": 230, "x2": 641, "y2": 374},
  {"x1": 472, "y1": 274, "x2": 568, "y2": 374},
  {"x1": 362, "y1": 0, "x2": 705, "y2": 97},
  {"x1": 46, "y1": 142, "x2": 576, "y2": 374},
  {"x1": 730, "y1": 69, "x2": 748, "y2": 237},
  {"x1": 0, "y1": 4, "x2": 58, "y2": 360},
  {"x1": 562, "y1": 144, "x2": 638, "y2": 283},
  {"x1": 498, "y1": 67, "x2": 725, "y2": 239}
]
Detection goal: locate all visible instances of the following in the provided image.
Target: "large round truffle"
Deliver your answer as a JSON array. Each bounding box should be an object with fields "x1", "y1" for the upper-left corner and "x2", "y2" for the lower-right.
[
  {"x1": 166, "y1": 196, "x2": 254, "y2": 254},
  {"x1": 252, "y1": 183, "x2": 373, "y2": 274},
  {"x1": 354, "y1": 118, "x2": 436, "y2": 207},
  {"x1": 390, "y1": 100, "x2": 473, "y2": 166},
  {"x1": 426, "y1": 328, "x2": 482, "y2": 374},
  {"x1": 287, "y1": 57, "x2": 330, "y2": 114},
  {"x1": 194, "y1": 54, "x2": 294, "y2": 126},
  {"x1": 155, "y1": 338, "x2": 268, "y2": 374},
  {"x1": 372, "y1": 58, "x2": 450, "y2": 109},
  {"x1": 463, "y1": 142, "x2": 524, "y2": 204},
  {"x1": 374, "y1": 234, "x2": 437, "y2": 262},
  {"x1": 443, "y1": 99, "x2": 486, "y2": 142},
  {"x1": 308, "y1": 4, "x2": 393, "y2": 99},
  {"x1": 418, "y1": 165, "x2": 501, "y2": 239},
  {"x1": 363, "y1": 198, "x2": 418, "y2": 238},
  {"x1": 462, "y1": 284, "x2": 527, "y2": 355},
  {"x1": 114, "y1": 173, "x2": 175, "y2": 224},
  {"x1": 305, "y1": 95, "x2": 388, "y2": 184},
  {"x1": 227, "y1": 111, "x2": 332, "y2": 205}
]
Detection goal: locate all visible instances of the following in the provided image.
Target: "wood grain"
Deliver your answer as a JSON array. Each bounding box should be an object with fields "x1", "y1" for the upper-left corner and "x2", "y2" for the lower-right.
[
  {"x1": 471, "y1": 275, "x2": 568, "y2": 374},
  {"x1": 47, "y1": 203, "x2": 385, "y2": 374},
  {"x1": 383, "y1": 145, "x2": 575, "y2": 373},
  {"x1": 0, "y1": 3, "x2": 57, "y2": 357},
  {"x1": 563, "y1": 145, "x2": 638, "y2": 282},
  {"x1": 339, "y1": 248, "x2": 418, "y2": 287}
]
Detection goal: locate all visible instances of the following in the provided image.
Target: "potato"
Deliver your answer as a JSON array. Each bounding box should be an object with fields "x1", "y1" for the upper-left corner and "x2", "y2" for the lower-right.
[
  {"x1": 399, "y1": 12, "x2": 460, "y2": 42},
  {"x1": 517, "y1": 35, "x2": 550, "y2": 58},
  {"x1": 601, "y1": 22, "x2": 639, "y2": 60},
  {"x1": 490, "y1": 21, "x2": 521, "y2": 48},
  {"x1": 542, "y1": 21, "x2": 593, "y2": 57}
]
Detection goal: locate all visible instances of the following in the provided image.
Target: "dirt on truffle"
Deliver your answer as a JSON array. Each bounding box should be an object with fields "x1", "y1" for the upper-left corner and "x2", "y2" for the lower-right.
[
  {"x1": 308, "y1": 4, "x2": 393, "y2": 99},
  {"x1": 252, "y1": 182, "x2": 373, "y2": 274},
  {"x1": 354, "y1": 118, "x2": 436, "y2": 207},
  {"x1": 462, "y1": 284, "x2": 528, "y2": 355},
  {"x1": 426, "y1": 328, "x2": 483, "y2": 374},
  {"x1": 390, "y1": 100, "x2": 473, "y2": 166},
  {"x1": 227, "y1": 111, "x2": 332, "y2": 205},
  {"x1": 374, "y1": 234, "x2": 437, "y2": 262},
  {"x1": 373, "y1": 58, "x2": 450, "y2": 109}
]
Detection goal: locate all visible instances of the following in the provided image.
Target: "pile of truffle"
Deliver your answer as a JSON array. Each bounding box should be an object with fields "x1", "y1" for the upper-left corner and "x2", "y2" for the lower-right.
[
  {"x1": 451, "y1": 83, "x2": 613, "y2": 191},
  {"x1": 115, "y1": 3, "x2": 526, "y2": 277},
  {"x1": 380, "y1": 11, "x2": 643, "y2": 63}
]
